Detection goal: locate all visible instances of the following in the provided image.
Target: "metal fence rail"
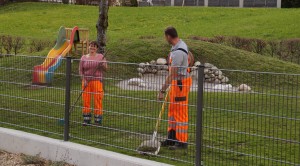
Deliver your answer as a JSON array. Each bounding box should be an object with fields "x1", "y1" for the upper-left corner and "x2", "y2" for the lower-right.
[{"x1": 0, "y1": 54, "x2": 299, "y2": 165}]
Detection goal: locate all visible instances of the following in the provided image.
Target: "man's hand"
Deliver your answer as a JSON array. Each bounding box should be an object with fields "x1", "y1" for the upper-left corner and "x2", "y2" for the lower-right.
[{"x1": 157, "y1": 91, "x2": 164, "y2": 101}]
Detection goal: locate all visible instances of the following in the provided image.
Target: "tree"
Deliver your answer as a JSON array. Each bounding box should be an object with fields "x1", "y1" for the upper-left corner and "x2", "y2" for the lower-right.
[{"x1": 96, "y1": 0, "x2": 109, "y2": 54}]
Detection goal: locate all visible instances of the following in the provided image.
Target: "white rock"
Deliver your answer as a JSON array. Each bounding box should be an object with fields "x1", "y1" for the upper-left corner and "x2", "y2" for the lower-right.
[
  {"x1": 213, "y1": 84, "x2": 232, "y2": 90},
  {"x1": 150, "y1": 60, "x2": 156, "y2": 65},
  {"x1": 157, "y1": 70, "x2": 168, "y2": 76},
  {"x1": 204, "y1": 63, "x2": 214, "y2": 68},
  {"x1": 194, "y1": 61, "x2": 201, "y2": 67},
  {"x1": 128, "y1": 78, "x2": 146, "y2": 87},
  {"x1": 139, "y1": 63, "x2": 145, "y2": 68},
  {"x1": 214, "y1": 79, "x2": 221, "y2": 84},
  {"x1": 205, "y1": 74, "x2": 210, "y2": 78},
  {"x1": 156, "y1": 58, "x2": 167, "y2": 65},
  {"x1": 218, "y1": 74, "x2": 224, "y2": 80},
  {"x1": 204, "y1": 68, "x2": 209, "y2": 74},
  {"x1": 162, "y1": 65, "x2": 169, "y2": 71},
  {"x1": 137, "y1": 68, "x2": 145, "y2": 73},
  {"x1": 211, "y1": 66, "x2": 218, "y2": 72},
  {"x1": 214, "y1": 70, "x2": 222, "y2": 76},
  {"x1": 238, "y1": 84, "x2": 251, "y2": 91},
  {"x1": 138, "y1": 73, "x2": 143, "y2": 77},
  {"x1": 221, "y1": 77, "x2": 229, "y2": 83}
]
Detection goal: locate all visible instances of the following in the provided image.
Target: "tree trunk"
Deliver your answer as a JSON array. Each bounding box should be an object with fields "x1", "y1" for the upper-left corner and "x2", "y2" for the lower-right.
[{"x1": 96, "y1": 0, "x2": 109, "y2": 54}]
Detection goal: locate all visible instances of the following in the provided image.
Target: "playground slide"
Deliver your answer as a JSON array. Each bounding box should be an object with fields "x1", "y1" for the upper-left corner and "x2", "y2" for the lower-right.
[{"x1": 32, "y1": 26, "x2": 79, "y2": 85}]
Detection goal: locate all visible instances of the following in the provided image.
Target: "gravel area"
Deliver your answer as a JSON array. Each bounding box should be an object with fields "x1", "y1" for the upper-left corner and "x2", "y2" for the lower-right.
[{"x1": 0, "y1": 150, "x2": 74, "y2": 166}]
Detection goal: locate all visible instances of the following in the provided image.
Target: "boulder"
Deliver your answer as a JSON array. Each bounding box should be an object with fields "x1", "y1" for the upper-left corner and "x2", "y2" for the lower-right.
[
  {"x1": 152, "y1": 69, "x2": 158, "y2": 74},
  {"x1": 204, "y1": 63, "x2": 214, "y2": 68},
  {"x1": 213, "y1": 84, "x2": 232, "y2": 90},
  {"x1": 205, "y1": 74, "x2": 210, "y2": 78},
  {"x1": 217, "y1": 74, "x2": 224, "y2": 80},
  {"x1": 214, "y1": 70, "x2": 222, "y2": 76},
  {"x1": 162, "y1": 65, "x2": 169, "y2": 71},
  {"x1": 156, "y1": 58, "x2": 167, "y2": 65},
  {"x1": 214, "y1": 79, "x2": 221, "y2": 84},
  {"x1": 150, "y1": 60, "x2": 156, "y2": 65},
  {"x1": 128, "y1": 78, "x2": 146, "y2": 87},
  {"x1": 137, "y1": 68, "x2": 145, "y2": 73},
  {"x1": 194, "y1": 61, "x2": 201, "y2": 67},
  {"x1": 139, "y1": 63, "x2": 146, "y2": 68},
  {"x1": 238, "y1": 84, "x2": 251, "y2": 92},
  {"x1": 221, "y1": 77, "x2": 229, "y2": 83},
  {"x1": 211, "y1": 66, "x2": 218, "y2": 72},
  {"x1": 204, "y1": 68, "x2": 209, "y2": 74},
  {"x1": 157, "y1": 70, "x2": 168, "y2": 76}
]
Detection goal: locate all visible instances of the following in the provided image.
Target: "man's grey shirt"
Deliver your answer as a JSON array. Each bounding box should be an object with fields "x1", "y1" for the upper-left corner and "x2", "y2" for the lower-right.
[{"x1": 170, "y1": 39, "x2": 189, "y2": 77}]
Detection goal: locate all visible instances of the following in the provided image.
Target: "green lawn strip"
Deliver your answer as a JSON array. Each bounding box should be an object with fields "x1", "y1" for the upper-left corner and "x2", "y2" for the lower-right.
[{"x1": 0, "y1": 83, "x2": 299, "y2": 165}]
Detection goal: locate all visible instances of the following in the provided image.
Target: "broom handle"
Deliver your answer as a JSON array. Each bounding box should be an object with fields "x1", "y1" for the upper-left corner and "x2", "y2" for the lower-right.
[{"x1": 154, "y1": 87, "x2": 170, "y2": 132}]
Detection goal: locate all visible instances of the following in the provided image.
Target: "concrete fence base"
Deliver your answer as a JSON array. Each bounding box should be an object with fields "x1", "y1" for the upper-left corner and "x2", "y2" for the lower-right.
[{"x1": 0, "y1": 127, "x2": 172, "y2": 166}]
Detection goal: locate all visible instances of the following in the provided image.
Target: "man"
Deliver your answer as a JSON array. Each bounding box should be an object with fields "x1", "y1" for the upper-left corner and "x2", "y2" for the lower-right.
[{"x1": 158, "y1": 26, "x2": 192, "y2": 150}]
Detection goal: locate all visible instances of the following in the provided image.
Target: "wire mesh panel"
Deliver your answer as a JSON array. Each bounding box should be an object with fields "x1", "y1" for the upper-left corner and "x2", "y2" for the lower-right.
[
  {"x1": 0, "y1": 54, "x2": 67, "y2": 139},
  {"x1": 1, "y1": 55, "x2": 299, "y2": 165},
  {"x1": 68, "y1": 59, "x2": 197, "y2": 165},
  {"x1": 201, "y1": 68, "x2": 300, "y2": 166}
]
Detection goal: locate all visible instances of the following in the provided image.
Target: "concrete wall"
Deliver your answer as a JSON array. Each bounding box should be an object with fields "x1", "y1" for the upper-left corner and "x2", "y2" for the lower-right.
[{"x1": 0, "y1": 127, "x2": 172, "y2": 166}]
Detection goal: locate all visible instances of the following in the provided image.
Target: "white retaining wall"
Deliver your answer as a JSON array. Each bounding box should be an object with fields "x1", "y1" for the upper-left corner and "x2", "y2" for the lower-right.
[{"x1": 0, "y1": 127, "x2": 172, "y2": 166}]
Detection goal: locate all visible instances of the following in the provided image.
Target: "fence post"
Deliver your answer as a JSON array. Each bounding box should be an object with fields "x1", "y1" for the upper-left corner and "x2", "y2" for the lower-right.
[
  {"x1": 64, "y1": 56, "x2": 72, "y2": 141},
  {"x1": 196, "y1": 65, "x2": 204, "y2": 166}
]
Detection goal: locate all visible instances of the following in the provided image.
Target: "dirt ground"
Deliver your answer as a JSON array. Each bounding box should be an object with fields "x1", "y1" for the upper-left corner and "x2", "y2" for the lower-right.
[{"x1": 0, "y1": 150, "x2": 74, "y2": 166}]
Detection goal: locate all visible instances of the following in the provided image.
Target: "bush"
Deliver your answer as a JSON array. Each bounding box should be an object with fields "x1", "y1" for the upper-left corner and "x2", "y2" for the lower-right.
[
  {"x1": 228, "y1": 36, "x2": 253, "y2": 52},
  {"x1": 282, "y1": 0, "x2": 300, "y2": 8},
  {"x1": 2, "y1": 35, "x2": 13, "y2": 54},
  {"x1": 29, "y1": 39, "x2": 52, "y2": 53},
  {"x1": 12, "y1": 36, "x2": 25, "y2": 55},
  {"x1": 253, "y1": 39, "x2": 267, "y2": 54}
]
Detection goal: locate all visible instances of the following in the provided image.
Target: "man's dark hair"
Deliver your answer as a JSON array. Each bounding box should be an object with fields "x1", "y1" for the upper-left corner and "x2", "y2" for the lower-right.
[
  {"x1": 89, "y1": 41, "x2": 99, "y2": 48},
  {"x1": 164, "y1": 26, "x2": 178, "y2": 38}
]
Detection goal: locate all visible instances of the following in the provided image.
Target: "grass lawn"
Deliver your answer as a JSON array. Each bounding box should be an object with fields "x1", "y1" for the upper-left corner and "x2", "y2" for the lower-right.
[{"x1": 1, "y1": 3, "x2": 300, "y2": 40}]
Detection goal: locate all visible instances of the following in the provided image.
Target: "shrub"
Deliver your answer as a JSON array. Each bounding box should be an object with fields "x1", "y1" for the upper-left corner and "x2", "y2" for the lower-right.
[
  {"x1": 228, "y1": 36, "x2": 253, "y2": 52},
  {"x1": 253, "y1": 39, "x2": 267, "y2": 54},
  {"x1": 214, "y1": 35, "x2": 226, "y2": 44},
  {"x1": 12, "y1": 36, "x2": 25, "y2": 55},
  {"x1": 2, "y1": 35, "x2": 13, "y2": 54},
  {"x1": 268, "y1": 40, "x2": 279, "y2": 57},
  {"x1": 29, "y1": 39, "x2": 52, "y2": 53}
]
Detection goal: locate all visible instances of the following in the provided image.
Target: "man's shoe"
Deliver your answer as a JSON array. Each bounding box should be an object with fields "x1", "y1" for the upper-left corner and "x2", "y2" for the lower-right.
[
  {"x1": 161, "y1": 129, "x2": 176, "y2": 147},
  {"x1": 160, "y1": 139, "x2": 176, "y2": 147},
  {"x1": 168, "y1": 142, "x2": 188, "y2": 150}
]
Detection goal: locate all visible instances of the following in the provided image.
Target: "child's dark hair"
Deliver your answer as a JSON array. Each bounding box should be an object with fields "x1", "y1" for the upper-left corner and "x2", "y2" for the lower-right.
[{"x1": 89, "y1": 41, "x2": 99, "y2": 48}]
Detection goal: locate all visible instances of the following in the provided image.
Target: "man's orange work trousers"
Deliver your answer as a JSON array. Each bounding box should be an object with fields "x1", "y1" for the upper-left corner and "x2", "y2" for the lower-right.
[
  {"x1": 168, "y1": 77, "x2": 192, "y2": 143},
  {"x1": 82, "y1": 80, "x2": 104, "y2": 116}
]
